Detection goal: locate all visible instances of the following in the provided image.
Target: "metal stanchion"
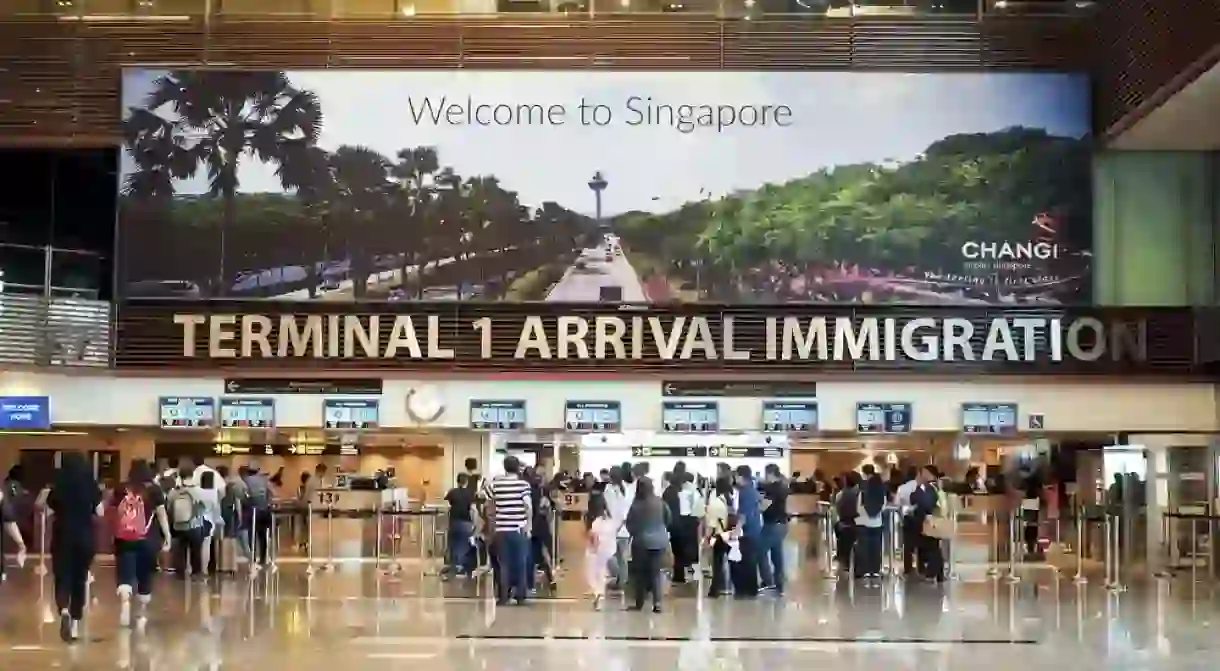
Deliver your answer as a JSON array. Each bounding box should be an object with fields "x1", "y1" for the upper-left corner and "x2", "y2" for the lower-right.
[
  {"x1": 1190, "y1": 517, "x2": 1200, "y2": 585},
  {"x1": 947, "y1": 510, "x2": 960, "y2": 581},
  {"x1": 386, "y1": 510, "x2": 403, "y2": 575},
  {"x1": 987, "y1": 510, "x2": 1001, "y2": 577},
  {"x1": 1105, "y1": 513, "x2": 1126, "y2": 592},
  {"x1": 322, "y1": 504, "x2": 336, "y2": 573},
  {"x1": 1072, "y1": 512, "x2": 1088, "y2": 584},
  {"x1": 268, "y1": 510, "x2": 280, "y2": 574},
  {"x1": 375, "y1": 507, "x2": 385, "y2": 574},
  {"x1": 820, "y1": 510, "x2": 837, "y2": 580},
  {"x1": 34, "y1": 509, "x2": 49, "y2": 577},
  {"x1": 248, "y1": 506, "x2": 261, "y2": 577},
  {"x1": 883, "y1": 510, "x2": 896, "y2": 577},
  {"x1": 305, "y1": 504, "x2": 317, "y2": 577},
  {"x1": 1004, "y1": 513, "x2": 1021, "y2": 584}
]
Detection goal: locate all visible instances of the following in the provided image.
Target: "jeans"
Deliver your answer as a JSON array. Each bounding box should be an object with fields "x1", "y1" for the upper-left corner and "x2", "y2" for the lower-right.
[
  {"x1": 854, "y1": 525, "x2": 883, "y2": 576},
  {"x1": 630, "y1": 545, "x2": 664, "y2": 609},
  {"x1": 758, "y1": 522, "x2": 788, "y2": 591},
  {"x1": 493, "y1": 529, "x2": 530, "y2": 602},
  {"x1": 175, "y1": 525, "x2": 205, "y2": 576},
  {"x1": 447, "y1": 520, "x2": 474, "y2": 575},
  {"x1": 610, "y1": 537, "x2": 631, "y2": 589},
  {"x1": 52, "y1": 540, "x2": 94, "y2": 620},
  {"x1": 115, "y1": 538, "x2": 157, "y2": 596},
  {"x1": 528, "y1": 529, "x2": 555, "y2": 590}
]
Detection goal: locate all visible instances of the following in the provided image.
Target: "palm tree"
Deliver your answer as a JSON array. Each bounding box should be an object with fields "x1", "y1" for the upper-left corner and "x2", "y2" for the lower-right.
[
  {"x1": 391, "y1": 147, "x2": 441, "y2": 297},
  {"x1": 277, "y1": 142, "x2": 336, "y2": 297},
  {"x1": 142, "y1": 71, "x2": 322, "y2": 296},
  {"x1": 328, "y1": 146, "x2": 392, "y2": 299}
]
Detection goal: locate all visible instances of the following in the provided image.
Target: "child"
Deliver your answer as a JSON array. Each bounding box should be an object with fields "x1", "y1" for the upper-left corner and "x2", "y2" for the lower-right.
[
  {"x1": 584, "y1": 494, "x2": 617, "y2": 610},
  {"x1": 722, "y1": 513, "x2": 750, "y2": 594}
]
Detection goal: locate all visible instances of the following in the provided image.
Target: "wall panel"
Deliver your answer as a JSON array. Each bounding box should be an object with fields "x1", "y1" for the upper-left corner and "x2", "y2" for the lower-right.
[{"x1": 0, "y1": 16, "x2": 1092, "y2": 146}]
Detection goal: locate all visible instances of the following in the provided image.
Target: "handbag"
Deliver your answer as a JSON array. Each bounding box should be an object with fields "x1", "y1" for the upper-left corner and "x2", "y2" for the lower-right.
[{"x1": 922, "y1": 515, "x2": 952, "y2": 539}]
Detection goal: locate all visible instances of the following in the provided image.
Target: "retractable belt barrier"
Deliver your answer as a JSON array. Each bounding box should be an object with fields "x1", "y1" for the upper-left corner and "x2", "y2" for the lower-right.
[{"x1": 292, "y1": 505, "x2": 446, "y2": 575}]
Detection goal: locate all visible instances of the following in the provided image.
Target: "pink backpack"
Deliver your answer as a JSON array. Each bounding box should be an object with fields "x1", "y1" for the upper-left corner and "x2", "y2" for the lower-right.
[{"x1": 114, "y1": 490, "x2": 149, "y2": 541}]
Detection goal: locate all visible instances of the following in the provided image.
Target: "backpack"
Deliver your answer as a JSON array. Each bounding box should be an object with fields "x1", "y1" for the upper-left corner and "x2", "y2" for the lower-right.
[
  {"x1": 169, "y1": 488, "x2": 203, "y2": 531},
  {"x1": 114, "y1": 489, "x2": 150, "y2": 541},
  {"x1": 836, "y1": 487, "x2": 859, "y2": 523},
  {"x1": 221, "y1": 486, "x2": 244, "y2": 529},
  {"x1": 246, "y1": 475, "x2": 271, "y2": 511}
]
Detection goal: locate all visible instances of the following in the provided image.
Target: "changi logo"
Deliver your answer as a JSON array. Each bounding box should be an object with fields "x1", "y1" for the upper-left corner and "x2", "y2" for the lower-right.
[
  {"x1": 961, "y1": 242, "x2": 1061, "y2": 261},
  {"x1": 172, "y1": 313, "x2": 1147, "y2": 364}
]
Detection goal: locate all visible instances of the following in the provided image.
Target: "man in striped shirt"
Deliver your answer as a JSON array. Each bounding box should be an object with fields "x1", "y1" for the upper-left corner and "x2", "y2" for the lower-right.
[{"x1": 481, "y1": 456, "x2": 532, "y2": 605}]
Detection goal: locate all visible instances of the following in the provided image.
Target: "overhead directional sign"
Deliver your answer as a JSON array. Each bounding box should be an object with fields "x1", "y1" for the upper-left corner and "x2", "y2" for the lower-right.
[
  {"x1": 662, "y1": 380, "x2": 818, "y2": 398},
  {"x1": 224, "y1": 378, "x2": 383, "y2": 395}
]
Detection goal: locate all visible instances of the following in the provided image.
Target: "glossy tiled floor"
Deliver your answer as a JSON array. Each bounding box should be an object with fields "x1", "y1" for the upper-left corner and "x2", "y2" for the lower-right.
[{"x1": 2, "y1": 558, "x2": 1220, "y2": 670}]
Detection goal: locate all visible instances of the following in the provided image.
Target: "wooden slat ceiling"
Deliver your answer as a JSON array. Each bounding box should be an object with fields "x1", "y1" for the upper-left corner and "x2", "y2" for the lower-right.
[
  {"x1": 1094, "y1": 0, "x2": 1220, "y2": 138},
  {"x1": 0, "y1": 15, "x2": 1091, "y2": 146}
]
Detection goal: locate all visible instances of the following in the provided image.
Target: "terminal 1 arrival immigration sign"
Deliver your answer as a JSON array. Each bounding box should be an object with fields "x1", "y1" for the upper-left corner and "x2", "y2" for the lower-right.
[{"x1": 113, "y1": 303, "x2": 1202, "y2": 376}]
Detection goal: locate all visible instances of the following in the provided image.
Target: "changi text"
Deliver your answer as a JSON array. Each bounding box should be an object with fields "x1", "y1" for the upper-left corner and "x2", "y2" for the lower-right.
[{"x1": 174, "y1": 314, "x2": 1147, "y2": 363}]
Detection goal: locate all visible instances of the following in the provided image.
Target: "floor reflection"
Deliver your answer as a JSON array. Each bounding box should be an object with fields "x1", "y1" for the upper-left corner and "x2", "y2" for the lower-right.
[{"x1": 1, "y1": 564, "x2": 1219, "y2": 669}]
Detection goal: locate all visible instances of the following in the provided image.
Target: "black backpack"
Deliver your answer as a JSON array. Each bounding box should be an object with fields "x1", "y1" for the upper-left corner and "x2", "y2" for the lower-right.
[{"x1": 836, "y1": 487, "x2": 859, "y2": 523}]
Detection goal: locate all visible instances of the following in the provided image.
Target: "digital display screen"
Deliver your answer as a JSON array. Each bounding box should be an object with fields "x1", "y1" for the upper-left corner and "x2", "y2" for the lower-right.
[
  {"x1": 661, "y1": 401, "x2": 719, "y2": 433},
  {"x1": 708, "y1": 446, "x2": 785, "y2": 459},
  {"x1": 962, "y1": 403, "x2": 1018, "y2": 435},
  {"x1": 856, "y1": 402, "x2": 912, "y2": 434},
  {"x1": 219, "y1": 398, "x2": 275, "y2": 429},
  {"x1": 565, "y1": 401, "x2": 622, "y2": 432},
  {"x1": 761, "y1": 401, "x2": 818, "y2": 433},
  {"x1": 323, "y1": 399, "x2": 379, "y2": 430},
  {"x1": 159, "y1": 397, "x2": 215, "y2": 429},
  {"x1": 470, "y1": 400, "x2": 527, "y2": 431}
]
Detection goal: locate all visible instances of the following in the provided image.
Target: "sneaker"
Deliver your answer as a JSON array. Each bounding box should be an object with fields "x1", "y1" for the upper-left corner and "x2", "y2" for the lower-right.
[{"x1": 58, "y1": 610, "x2": 73, "y2": 642}]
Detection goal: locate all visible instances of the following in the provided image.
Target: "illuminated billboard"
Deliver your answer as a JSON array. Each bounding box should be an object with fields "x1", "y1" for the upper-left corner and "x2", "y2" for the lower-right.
[{"x1": 118, "y1": 70, "x2": 1091, "y2": 305}]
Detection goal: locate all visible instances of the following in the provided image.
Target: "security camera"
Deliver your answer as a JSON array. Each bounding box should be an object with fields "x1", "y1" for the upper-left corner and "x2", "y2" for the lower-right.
[
  {"x1": 764, "y1": 436, "x2": 773, "y2": 445},
  {"x1": 600, "y1": 435, "x2": 608, "y2": 444}
]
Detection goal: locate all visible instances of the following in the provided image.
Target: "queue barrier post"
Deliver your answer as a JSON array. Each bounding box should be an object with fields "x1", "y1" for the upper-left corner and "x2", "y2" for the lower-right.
[
  {"x1": 374, "y1": 507, "x2": 384, "y2": 574},
  {"x1": 947, "y1": 509, "x2": 960, "y2": 581},
  {"x1": 34, "y1": 508, "x2": 49, "y2": 577},
  {"x1": 268, "y1": 509, "x2": 280, "y2": 574},
  {"x1": 322, "y1": 504, "x2": 336, "y2": 573},
  {"x1": 385, "y1": 509, "x2": 404, "y2": 575},
  {"x1": 1004, "y1": 512, "x2": 1021, "y2": 584},
  {"x1": 1072, "y1": 510, "x2": 1088, "y2": 585},
  {"x1": 1191, "y1": 516, "x2": 1200, "y2": 585},
  {"x1": 305, "y1": 504, "x2": 317, "y2": 577},
  {"x1": 986, "y1": 509, "x2": 1001, "y2": 577},
  {"x1": 820, "y1": 506, "x2": 837, "y2": 580},
  {"x1": 1104, "y1": 513, "x2": 1126, "y2": 592}
]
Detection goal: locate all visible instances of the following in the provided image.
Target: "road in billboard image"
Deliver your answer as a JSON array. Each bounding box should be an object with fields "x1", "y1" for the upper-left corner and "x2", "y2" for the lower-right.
[{"x1": 118, "y1": 71, "x2": 1091, "y2": 304}]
